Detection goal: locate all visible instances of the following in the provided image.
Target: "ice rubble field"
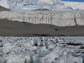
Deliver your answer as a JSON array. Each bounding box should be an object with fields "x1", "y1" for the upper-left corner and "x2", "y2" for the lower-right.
[{"x1": 0, "y1": 37, "x2": 84, "y2": 63}]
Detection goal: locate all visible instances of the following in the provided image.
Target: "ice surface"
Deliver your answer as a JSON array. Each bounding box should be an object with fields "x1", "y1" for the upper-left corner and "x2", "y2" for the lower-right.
[
  {"x1": 0, "y1": 37, "x2": 83, "y2": 63},
  {"x1": 0, "y1": 0, "x2": 84, "y2": 11},
  {"x1": 0, "y1": 0, "x2": 9, "y2": 8},
  {"x1": 6, "y1": 0, "x2": 84, "y2": 11}
]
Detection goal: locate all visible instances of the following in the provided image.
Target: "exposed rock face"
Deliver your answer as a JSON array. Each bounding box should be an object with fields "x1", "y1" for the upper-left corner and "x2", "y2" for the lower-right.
[
  {"x1": 0, "y1": 6, "x2": 10, "y2": 11},
  {"x1": 0, "y1": 10, "x2": 84, "y2": 26}
]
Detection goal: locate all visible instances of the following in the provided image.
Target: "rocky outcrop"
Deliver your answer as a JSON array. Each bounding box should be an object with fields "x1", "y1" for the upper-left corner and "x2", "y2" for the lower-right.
[
  {"x1": 0, "y1": 6, "x2": 10, "y2": 11},
  {"x1": 0, "y1": 10, "x2": 84, "y2": 26}
]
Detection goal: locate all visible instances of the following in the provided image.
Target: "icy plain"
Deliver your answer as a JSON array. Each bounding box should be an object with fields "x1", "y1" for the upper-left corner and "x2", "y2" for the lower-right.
[{"x1": 0, "y1": 37, "x2": 84, "y2": 63}]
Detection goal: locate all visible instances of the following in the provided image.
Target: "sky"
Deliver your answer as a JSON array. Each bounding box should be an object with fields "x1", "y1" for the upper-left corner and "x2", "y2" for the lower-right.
[{"x1": 62, "y1": 0, "x2": 84, "y2": 2}]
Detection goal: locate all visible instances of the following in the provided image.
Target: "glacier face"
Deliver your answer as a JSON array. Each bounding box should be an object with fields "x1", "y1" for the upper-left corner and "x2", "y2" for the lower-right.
[{"x1": 0, "y1": 11, "x2": 84, "y2": 26}]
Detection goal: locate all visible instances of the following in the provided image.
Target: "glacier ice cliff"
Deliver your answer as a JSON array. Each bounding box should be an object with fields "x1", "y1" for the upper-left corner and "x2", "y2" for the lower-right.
[{"x1": 0, "y1": 11, "x2": 84, "y2": 26}]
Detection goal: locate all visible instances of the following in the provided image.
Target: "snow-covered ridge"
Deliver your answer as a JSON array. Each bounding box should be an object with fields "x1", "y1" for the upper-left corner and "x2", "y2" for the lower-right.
[
  {"x1": 0, "y1": 0, "x2": 8, "y2": 8},
  {"x1": 0, "y1": 0, "x2": 84, "y2": 10},
  {"x1": 63, "y1": 1, "x2": 84, "y2": 10},
  {"x1": 0, "y1": 11, "x2": 84, "y2": 26}
]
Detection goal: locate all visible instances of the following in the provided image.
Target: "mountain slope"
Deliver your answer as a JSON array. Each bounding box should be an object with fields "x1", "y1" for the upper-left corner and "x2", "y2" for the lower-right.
[
  {"x1": 0, "y1": 6, "x2": 10, "y2": 11},
  {"x1": 0, "y1": 0, "x2": 9, "y2": 8},
  {"x1": 1, "y1": 19, "x2": 84, "y2": 36}
]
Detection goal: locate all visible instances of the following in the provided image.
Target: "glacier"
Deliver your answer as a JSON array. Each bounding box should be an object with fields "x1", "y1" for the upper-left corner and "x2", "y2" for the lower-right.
[
  {"x1": 7, "y1": 0, "x2": 65, "y2": 11},
  {"x1": 0, "y1": 37, "x2": 83, "y2": 63},
  {"x1": 7, "y1": 0, "x2": 84, "y2": 11},
  {"x1": 0, "y1": 11, "x2": 84, "y2": 26},
  {"x1": 0, "y1": 0, "x2": 9, "y2": 8},
  {"x1": 0, "y1": 0, "x2": 84, "y2": 11}
]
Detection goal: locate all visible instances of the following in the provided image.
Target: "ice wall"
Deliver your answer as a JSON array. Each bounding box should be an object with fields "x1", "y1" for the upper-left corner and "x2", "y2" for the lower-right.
[{"x1": 0, "y1": 11, "x2": 84, "y2": 26}]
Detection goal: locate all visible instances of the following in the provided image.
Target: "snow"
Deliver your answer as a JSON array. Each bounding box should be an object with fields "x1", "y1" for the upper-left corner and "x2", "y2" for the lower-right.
[
  {"x1": 0, "y1": 37, "x2": 83, "y2": 63},
  {"x1": 38, "y1": 0, "x2": 55, "y2": 5},
  {"x1": 0, "y1": 0, "x2": 9, "y2": 8},
  {"x1": 63, "y1": 1, "x2": 84, "y2": 10},
  {"x1": 0, "y1": 0, "x2": 84, "y2": 11}
]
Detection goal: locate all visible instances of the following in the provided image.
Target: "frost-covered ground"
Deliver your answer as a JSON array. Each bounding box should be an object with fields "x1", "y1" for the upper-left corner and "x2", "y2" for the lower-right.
[{"x1": 0, "y1": 36, "x2": 84, "y2": 63}]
